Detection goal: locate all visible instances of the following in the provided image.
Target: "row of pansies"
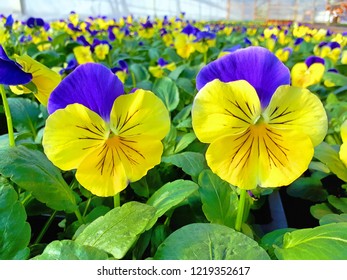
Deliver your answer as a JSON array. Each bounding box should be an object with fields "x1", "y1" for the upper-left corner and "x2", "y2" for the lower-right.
[{"x1": 0, "y1": 12, "x2": 347, "y2": 260}]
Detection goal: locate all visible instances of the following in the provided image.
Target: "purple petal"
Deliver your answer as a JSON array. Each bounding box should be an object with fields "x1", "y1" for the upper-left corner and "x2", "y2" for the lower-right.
[
  {"x1": 294, "y1": 38, "x2": 304, "y2": 45},
  {"x1": 305, "y1": 56, "x2": 325, "y2": 67},
  {"x1": 48, "y1": 63, "x2": 124, "y2": 121},
  {"x1": 157, "y1": 58, "x2": 168, "y2": 67},
  {"x1": 0, "y1": 45, "x2": 32, "y2": 85},
  {"x1": 196, "y1": 46, "x2": 290, "y2": 107},
  {"x1": 328, "y1": 42, "x2": 340, "y2": 49}
]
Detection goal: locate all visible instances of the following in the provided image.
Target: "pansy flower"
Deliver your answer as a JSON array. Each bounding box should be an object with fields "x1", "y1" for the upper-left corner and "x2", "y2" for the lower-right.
[
  {"x1": 291, "y1": 56, "x2": 325, "y2": 88},
  {"x1": 9, "y1": 54, "x2": 61, "y2": 106},
  {"x1": 314, "y1": 41, "x2": 341, "y2": 63},
  {"x1": 111, "y1": 60, "x2": 128, "y2": 83},
  {"x1": 192, "y1": 47, "x2": 327, "y2": 190},
  {"x1": 0, "y1": 45, "x2": 32, "y2": 85},
  {"x1": 138, "y1": 20, "x2": 154, "y2": 39},
  {"x1": 74, "y1": 45, "x2": 94, "y2": 64},
  {"x1": 194, "y1": 31, "x2": 216, "y2": 53},
  {"x1": 92, "y1": 39, "x2": 111, "y2": 60},
  {"x1": 160, "y1": 28, "x2": 174, "y2": 47},
  {"x1": 43, "y1": 63, "x2": 170, "y2": 197},
  {"x1": 149, "y1": 58, "x2": 176, "y2": 78},
  {"x1": 0, "y1": 45, "x2": 60, "y2": 105},
  {"x1": 275, "y1": 47, "x2": 292, "y2": 62}
]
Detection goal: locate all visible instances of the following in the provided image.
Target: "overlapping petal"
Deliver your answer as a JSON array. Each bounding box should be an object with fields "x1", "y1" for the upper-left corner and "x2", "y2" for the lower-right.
[
  {"x1": 43, "y1": 103, "x2": 108, "y2": 170},
  {"x1": 75, "y1": 144, "x2": 128, "y2": 197},
  {"x1": 291, "y1": 62, "x2": 325, "y2": 88},
  {"x1": 192, "y1": 79, "x2": 261, "y2": 143},
  {"x1": 12, "y1": 54, "x2": 61, "y2": 105},
  {"x1": 264, "y1": 85, "x2": 328, "y2": 146},
  {"x1": 110, "y1": 89, "x2": 170, "y2": 139},
  {"x1": 196, "y1": 46, "x2": 290, "y2": 107},
  {"x1": 0, "y1": 45, "x2": 32, "y2": 85},
  {"x1": 206, "y1": 124, "x2": 314, "y2": 189},
  {"x1": 48, "y1": 63, "x2": 124, "y2": 121}
]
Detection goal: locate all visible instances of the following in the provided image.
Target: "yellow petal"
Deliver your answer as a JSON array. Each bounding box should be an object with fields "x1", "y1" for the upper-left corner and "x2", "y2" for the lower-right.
[
  {"x1": 75, "y1": 142, "x2": 128, "y2": 197},
  {"x1": 73, "y1": 46, "x2": 94, "y2": 64},
  {"x1": 15, "y1": 54, "x2": 61, "y2": 106},
  {"x1": 149, "y1": 66, "x2": 164, "y2": 78},
  {"x1": 43, "y1": 103, "x2": 108, "y2": 170},
  {"x1": 76, "y1": 135, "x2": 164, "y2": 197},
  {"x1": 206, "y1": 124, "x2": 314, "y2": 189},
  {"x1": 291, "y1": 62, "x2": 310, "y2": 88},
  {"x1": 110, "y1": 89, "x2": 170, "y2": 139},
  {"x1": 111, "y1": 135, "x2": 164, "y2": 182},
  {"x1": 9, "y1": 85, "x2": 31, "y2": 95},
  {"x1": 264, "y1": 85, "x2": 327, "y2": 146},
  {"x1": 115, "y1": 71, "x2": 127, "y2": 83},
  {"x1": 341, "y1": 120, "x2": 347, "y2": 143},
  {"x1": 192, "y1": 79, "x2": 261, "y2": 143}
]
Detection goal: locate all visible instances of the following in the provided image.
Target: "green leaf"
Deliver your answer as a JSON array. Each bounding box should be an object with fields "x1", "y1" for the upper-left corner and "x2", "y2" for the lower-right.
[
  {"x1": 33, "y1": 240, "x2": 108, "y2": 260},
  {"x1": 162, "y1": 152, "x2": 207, "y2": 177},
  {"x1": 320, "y1": 213, "x2": 347, "y2": 225},
  {"x1": 8, "y1": 98, "x2": 44, "y2": 136},
  {"x1": 76, "y1": 201, "x2": 156, "y2": 259},
  {"x1": 287, "y1": 177, "x2": 328, "y2": 202},
  {"x1": 314, "y1": 142, "x2": 347, "y2": 182},
  {"x1": 274, "y1": 223, "x2": 347, "y2": 260},
  {"x1": 168, "y1": 64, "x2": 187, "y2": 80},
  {"x1": 0, "y1": 146, "x2": 77, "y2": 213},
  {"x1": 198, "y1": 170, "x2": 238, "y2": 228},
  {"x1": 0, "y1": 178, "x2": 31, "y2": 259},
  {"x1": 323, "y1": 72, "x2": 347, "y2": 87},
  {"x1": 328, "y1": 195, "x2": 347, "y2": 213},
  {"x1": 152, "y1": 77, "x2": 179, "y2": 111},
  {"x1": 129, "y1": 63, "x2": 150, "y2": 82},
  {"x1": 310, "y1": 202, "x2": 335, "y2": 220},
  {"x1": 176, "y1": 77, "x2": 196, "y2": 96},
  {"x1": 154, "y1": 223, "x2": 270, "y2": 260},
  {"x1": 261, "y1": 228, "x2": 295, "y2": 250},
  {"x1": 173, "y1": 104, "x2": 192, "y2": 124},
  {"x1": 147, "y1": 180, "x2": 199, "y2": 219},
  {"x1": 174, "y1": 132, "x2": 196, "y2": 153}
]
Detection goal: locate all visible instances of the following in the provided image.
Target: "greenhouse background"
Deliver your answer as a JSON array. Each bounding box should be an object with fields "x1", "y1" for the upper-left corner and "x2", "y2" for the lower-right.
[{"x1": 1, "y1": 0, "x2": 346, "y2": 23}]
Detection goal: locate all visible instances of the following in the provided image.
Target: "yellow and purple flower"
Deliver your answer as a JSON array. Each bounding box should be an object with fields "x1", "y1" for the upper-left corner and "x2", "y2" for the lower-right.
[
  {"x1": 0, "y1": 45, "x2": 32, "y2": 85},
  {"x1": 192, "y1": 47, "x2": 327, "y2": 190},
  {"x1": 314, "y1": 41, "x2": 341, "y2": 63},
  {"x1": 194, "y1": 31, "x2": 216, "y2": 53},
  {"x1": 0, "y1": 45, "x2": 60, "y2": 105},
  {"x1": 111, "y1": 60, "x2": 128, "y2": 83},
  {"x1": 43, "y1": 63, "x2": 170, "y2": 197},
  {"x1": 149, "y1": 58, "x2": 176, "y2": 78},
  {"x1": 291, "y1": 56, "x2": 325, "y2": 88}
]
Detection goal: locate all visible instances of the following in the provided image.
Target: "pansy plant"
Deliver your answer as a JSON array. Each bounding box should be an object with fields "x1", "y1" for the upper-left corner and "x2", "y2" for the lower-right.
[
  {"x1": 192, "y1": 47, "x2": 328, "y2": 229},
  {"x1": 43, "y1": 63, "x2": 170, "y2": 197},
  {"x1": 291, "y1": 56, "x2": 325, "y2": 88}
]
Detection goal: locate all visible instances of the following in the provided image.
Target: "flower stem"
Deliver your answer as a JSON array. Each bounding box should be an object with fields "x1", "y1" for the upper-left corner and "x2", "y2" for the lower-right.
[
  {"x1": 203, "y1": 51, "x2": 207, "y2": 65},
  {"x1": 74, "y1": 208, "x2": 85, "y2": 224},
  {"x1": 114, "y1": 193, "x2": 120, "y2": 208},
  {"x1": 235, "y1": 189, "x2": 247, "y2": 232},
  {"x1": 0, "y1": 84, "x2": 15, "y2": 147},
  {"x1": 34, "y1": 210, "x2": 57, "y2": 245},
  {"x1": 131, "y1": 71, "x2": 136, "y2": 88},
  {"x1": 82, "y1": 197, "x2": 92, "y2": 218}
]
